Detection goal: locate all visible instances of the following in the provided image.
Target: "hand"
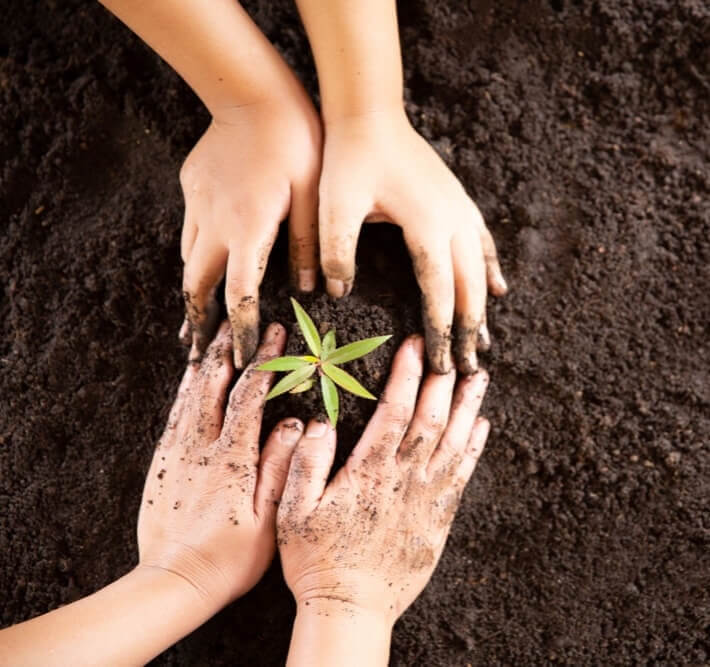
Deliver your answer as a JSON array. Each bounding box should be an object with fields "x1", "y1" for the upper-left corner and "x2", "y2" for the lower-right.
[
  {"x1": 139, "y1": 321, "x2": 304, "y2": 613},
  {"x1": 318, "y1": 108, "x2": 507, "y2": 373},
  {"x1": 179, "y1": 96, "x2": 321, "y2": 367},
  {"x1": 278, "y1": 336, "x2": 489, "y2": 633}
]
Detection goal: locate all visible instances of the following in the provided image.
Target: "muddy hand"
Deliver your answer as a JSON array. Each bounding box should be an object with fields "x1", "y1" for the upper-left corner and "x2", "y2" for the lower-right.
[
  {"x1": 318, "y1": 108, "x2": 507, "y2": 374},
  {"x1": 277, "y1": 335, "x2": 490, "y2": 627},
  {"x1": 139, "y1": 321, "x2": 303, "y2": 611},
  {"x1": 179, "y1": 101, "x2": 321, "y2": 368}
]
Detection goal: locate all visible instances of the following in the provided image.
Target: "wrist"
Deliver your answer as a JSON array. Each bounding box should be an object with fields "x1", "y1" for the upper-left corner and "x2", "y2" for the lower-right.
[
  {"x1": 288, "y1": 599, "x2": 393, "y2": 667},
  {"x1": 131, "y1": 562, "x2": 224, "y2": 621}
]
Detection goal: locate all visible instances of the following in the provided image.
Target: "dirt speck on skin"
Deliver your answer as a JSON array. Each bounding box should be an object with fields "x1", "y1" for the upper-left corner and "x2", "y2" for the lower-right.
[{"x1": 1, "y1": 0, "x2": 709, "y2": 665}]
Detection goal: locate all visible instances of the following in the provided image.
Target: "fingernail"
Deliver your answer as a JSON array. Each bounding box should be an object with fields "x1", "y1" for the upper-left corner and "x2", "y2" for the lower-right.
[
  {"x1": 233, "y1": 349, "x2": 244, "y2": 369},
  {"x1": 280, "y1": 421, "x2": 303, "y2": 445},
  {"x1": 305, "y1": 420, "x2": 329, "y2": 438},
  {"x1": 326, "y1": 278, "x2": 346, "y2": 298},
  {"x1": 298, "y1": 269, "x2": 317, "y2": 292},
  {"x1": 494, "y1": 272, "x2": 508, "y2": 294},
  {"x1": 466, "y1": 352, "x2": 479, "y2": 374}
]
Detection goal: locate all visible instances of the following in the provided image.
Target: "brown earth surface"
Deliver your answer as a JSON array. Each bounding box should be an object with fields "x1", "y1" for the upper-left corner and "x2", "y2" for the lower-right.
[{"x1": 1, "y1": 0, "x2": 709, "y2": 664}]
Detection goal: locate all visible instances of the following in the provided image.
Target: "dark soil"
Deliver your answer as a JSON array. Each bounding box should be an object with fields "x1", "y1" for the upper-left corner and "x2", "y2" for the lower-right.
[{"x1": 1, "y1": 0, "x2": 709, "y2": 664}]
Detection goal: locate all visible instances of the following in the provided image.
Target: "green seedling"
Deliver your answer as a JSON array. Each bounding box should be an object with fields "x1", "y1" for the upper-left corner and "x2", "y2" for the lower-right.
[{"x1": 258, "y1": 298, "x2": 391, "y2": 425}]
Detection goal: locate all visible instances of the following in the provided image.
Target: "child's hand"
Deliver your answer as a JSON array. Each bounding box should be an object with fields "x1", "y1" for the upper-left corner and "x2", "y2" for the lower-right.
[
  {"x1": 278, "y1": 336, "x2": 489, "y2": 656},
  {"x1": 139, "y1": 320, "x2": 303, "y2": 613},
  {"x1": 180, "y1": 100, "x2": 321, "y2": 367},
  {"x1": 318, "y1": 109, "x2": 507, "y2": 374}
]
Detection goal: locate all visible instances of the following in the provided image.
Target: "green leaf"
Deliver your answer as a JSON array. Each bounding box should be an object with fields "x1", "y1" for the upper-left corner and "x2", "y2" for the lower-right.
[
  {"x1": 290, "y1": 378, "x2": 315, "y2": 394},
  {"x1": 321, "y1": 330, "x2": 336, "y2": 359},
  {"x1": 266, "y1": 364, "x2": 317, "y2": 400},
  {"x1": 257, "y1": 356, "x2": 312, "y2": 372},
  {"x1": 326, "y1": 335, "x2": 392, "y2": 365},
  {"x1": 320, "y1": 374, "x2": 339, "y2": 425},
  {"x1": 322, "y1": 362, "x2": 376, "y2": 400},
  {"x1": 290, "y1": 298, "x2": 321, "y2": 357}
]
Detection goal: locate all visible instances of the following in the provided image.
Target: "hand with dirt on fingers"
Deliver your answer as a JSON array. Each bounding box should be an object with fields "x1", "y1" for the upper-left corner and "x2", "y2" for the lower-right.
[
  {"x1": 179, "y1": 101, "x2": 321, "y2": 367},
  {"x1": 139, "y1": 321, "x2": 303, "y2": 607},
  {"x1": 99, "y1": 0, "x2": 321, "y2": 368},
  {"x1": 293, "y1": 0, "x2": 507, "y2": 374},
  {"x1": 0, "y1": 322, "x2": 304, "y2": 665},
  {"x1": 318, "y1": 111, "x2": 507, "y2": 375},
  {"x1": 278, "y1": 335, "x2": 490, "y2": 666}
]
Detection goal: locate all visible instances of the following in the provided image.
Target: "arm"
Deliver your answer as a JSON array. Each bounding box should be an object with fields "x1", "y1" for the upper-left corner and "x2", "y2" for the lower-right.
[
  {"x1": 295, "y1": 0, "x2": 507, "y2": 374},
  {"x1": 0, "y1": 322, "x2": 302, "y2": 665},
  {"x1": 278, "y1": 337, "x2": 491, "y2": 666},
  {"x1": 0, "y1": 567, "x2": 212, "y2": 666},
  {"x1": 100, "y1": 0, "x2": 321, "y2": 367},
  {"x1": 292, "y1": 1, "x2": 403, "y2": 122}
]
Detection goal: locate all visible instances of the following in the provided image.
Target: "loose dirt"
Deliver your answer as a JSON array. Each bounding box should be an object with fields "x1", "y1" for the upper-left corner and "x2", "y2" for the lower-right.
[{"x1": 1, "y1": 0, "x2": 708, "y2": 664}]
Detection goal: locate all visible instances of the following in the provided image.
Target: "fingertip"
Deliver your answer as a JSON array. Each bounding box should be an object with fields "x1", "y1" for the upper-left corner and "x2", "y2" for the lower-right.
[
  {"x1": 178, "y1": 318, "x2": 191, "y2": 346},
  {"x1": 265, "y1": 321, "x2": 287, "y2": 340},
  {"x1": 326, "y1": 277, "x2": 351, "y2": 298},
  {"x1": 277, "y1": 419, "x2": 304, "y2": 446},
  {"x1": 469, "y1": 416, "x2": 490, "y2": 454},
  {"x1": 490, "y1": 271, "x2": 508, "y2": 297},
  {"x1": 478, "y1": 322, "x2": 491, "y2": 351},
  {"x1": 297, "y1": 269, "x2": 317, "y2": 293}
]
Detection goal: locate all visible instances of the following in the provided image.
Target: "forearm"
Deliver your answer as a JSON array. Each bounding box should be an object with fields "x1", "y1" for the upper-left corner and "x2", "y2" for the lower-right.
[
  {"x1": 294, "y1": 0, "x2": 403, "y2": 122},
  {"x1": 100, "y1": 0, "x2": 302, "y2": 112},
  {"x1": 287, "y1": 600, "x2": 392, "y2": 667},
  {"x1": 0, "y1": 565, "x2": 215, "y2": 666}
]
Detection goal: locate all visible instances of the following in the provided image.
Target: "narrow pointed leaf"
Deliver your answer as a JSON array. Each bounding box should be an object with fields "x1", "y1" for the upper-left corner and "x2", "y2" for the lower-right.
[
  {"x1": 302, "y1": 355, "x2": 320, "y2": 364},
  {"x1": 290, "y1": 378, "x2": 315, "y2": 394},
  {"x1": 322, "y1": 330, "x2": 336, "y2": 359},
  {"x1": 322, "y1": 362, "x2": 376, "y2": 400},
  {"x1": 290, "y1": 297, "x2": 321, "y2": 357},
  {"x1": 258, "y1": 356, "x2": 312, "y2": 372},
  {"x1": 327, "y1": 335, "x2": 392, "y2": 366},
  {"x1": 266, "y1": 364, "x2": 316, "y2": 400},
  {"x1": 320, "y1": 375, "x2": 339, "y2": 425}
]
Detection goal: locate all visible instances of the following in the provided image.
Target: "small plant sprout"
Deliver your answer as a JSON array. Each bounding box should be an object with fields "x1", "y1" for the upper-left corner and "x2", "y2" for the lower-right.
[{"x1": 257, "y1": 298, "x2": 391, "y2": 425}]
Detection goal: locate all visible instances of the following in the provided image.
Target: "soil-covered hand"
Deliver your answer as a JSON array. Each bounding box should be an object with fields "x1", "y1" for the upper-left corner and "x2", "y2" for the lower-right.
[
  {"x1": 277, "y1": 335, "x2": 490, "y2": 630},
  {"x1": 318, "y1": 108, "x2": 507, "y2": 374},
  {"x1": 138, "y1": 321, "x2": 303, "y2": 613},
  {"x1": 179, "y1": 99, "x2": 321, "y2": 367}
]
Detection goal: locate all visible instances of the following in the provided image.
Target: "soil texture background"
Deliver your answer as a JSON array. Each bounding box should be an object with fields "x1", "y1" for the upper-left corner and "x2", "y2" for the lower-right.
[{"x1": 1, "y1": 0, "x2": 709, "y2": 664}]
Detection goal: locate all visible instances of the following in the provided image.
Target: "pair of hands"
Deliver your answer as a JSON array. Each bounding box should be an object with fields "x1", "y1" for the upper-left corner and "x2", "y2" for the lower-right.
[
  {"x1": 140, "y1": 323, "x2": 490, "y2": 642},
  {"x1": 180, "y1": 83, "x2": 507, "y2": 375}
]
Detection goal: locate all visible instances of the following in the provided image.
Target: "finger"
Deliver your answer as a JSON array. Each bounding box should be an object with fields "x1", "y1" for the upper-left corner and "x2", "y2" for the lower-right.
[
  {"x1": 319, "y1": 199, "x2": 366, "y2": 298},
  {"x1": 348, "y1": 335, "x2": 425, "y2": 466},
  {"x1": 220, "y1": 322, "x2": 287, "y2": 458},
  {"x1": 160, "y1": 360, "x2": 199, "y2": 449},
  {"x1": 451, "y1": 231, "x2": 487, "y2": 374},
  {"x1": 427, "y1": 370, "x2": 488, "y2": 477},
  {"x1": 280, "y1": 418, "x2": 337, "y2": 513},
  {"x1": 476, "y1": 216, "x2": 507, "y2": 297},
  {"x1": 254, "y1": 419, "x2": 304, "y2": 520},
  {"x1": 182, "y1": 233, "x2": 228, "y2": 361},
  {"x1": 397, "y1": 366, "x2": 456, "y2": 466},
  {"x1": 289, "y1": 178, "x2": 319, "y2": 292},
  {"x1": 225, "y1": 239, "x2": 268, "y2": 369},
  {"x1": 186, "y1": 321, "x2": 234, "y2": 443},
  {"x1": 180, "y1": 207, "x2": 198, "y2": 263},
  {"x1": 405, "y1": 233, "x2": 455, "y2": 373},
  {"x1": 455, "y1": 417, "x2": 490, "y2": 487}
]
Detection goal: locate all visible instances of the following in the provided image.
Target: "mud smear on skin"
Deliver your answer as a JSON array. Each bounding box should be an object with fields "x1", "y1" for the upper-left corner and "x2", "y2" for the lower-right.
[{"x1": 1, "y1": 0, "x2": 709, "y2": 665}]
